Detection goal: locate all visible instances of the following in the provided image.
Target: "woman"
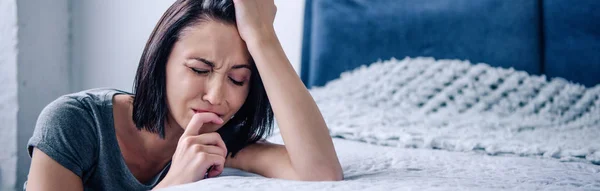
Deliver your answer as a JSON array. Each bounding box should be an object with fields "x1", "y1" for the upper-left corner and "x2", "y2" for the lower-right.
[{"x1": 25, "y1": 0, "x2": 343, "y2": 190}]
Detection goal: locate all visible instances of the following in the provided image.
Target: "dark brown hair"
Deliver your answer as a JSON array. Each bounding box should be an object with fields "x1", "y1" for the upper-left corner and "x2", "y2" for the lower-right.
[{"x1": 132, "y1": 0, "x2": 273, "y2": 157}]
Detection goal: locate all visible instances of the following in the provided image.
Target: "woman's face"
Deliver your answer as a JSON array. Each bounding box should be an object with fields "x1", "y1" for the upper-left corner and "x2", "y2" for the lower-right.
[{"x1": 165, "y1": 21, "x2": 252, "y2": 134}]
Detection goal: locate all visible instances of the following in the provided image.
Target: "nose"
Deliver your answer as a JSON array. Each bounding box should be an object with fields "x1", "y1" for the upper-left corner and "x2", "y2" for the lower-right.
[{"x1": 202, "y1": 75, "x2": 225, "y2": 106}]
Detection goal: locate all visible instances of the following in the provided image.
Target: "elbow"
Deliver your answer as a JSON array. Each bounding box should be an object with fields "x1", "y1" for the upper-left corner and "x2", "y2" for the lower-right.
[
  {"x1": 302, "y1": 172, "x2": 343, "y2": 182},
  {"x1": 321, "y1": 172, "x2": 344, "y2": 181},
  {"x1": 295, "y1": 166, "x2": 344, "y2": 181},
  {"x1": 328, "y1": 163, "x2": 344, "y2": 181},
  {"x1": 321, "y1": 168, "x2": 344, "y2": 181}
]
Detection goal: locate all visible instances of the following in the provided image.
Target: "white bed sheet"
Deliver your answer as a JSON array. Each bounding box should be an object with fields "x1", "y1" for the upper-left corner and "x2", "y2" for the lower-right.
[{"x1": 160, "y1": 136, "x2": 600, "y2": 191}]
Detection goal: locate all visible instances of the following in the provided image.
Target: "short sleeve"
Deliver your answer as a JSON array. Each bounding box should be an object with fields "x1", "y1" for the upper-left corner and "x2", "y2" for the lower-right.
[{"x1": 27, "y1": 96, "x2": 99, "y2": 178}]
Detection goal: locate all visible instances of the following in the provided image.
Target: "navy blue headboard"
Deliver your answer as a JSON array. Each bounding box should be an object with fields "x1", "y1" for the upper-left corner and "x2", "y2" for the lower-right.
[{"x1": 301, "y1": 0, "x2": 600, "y2": 88}]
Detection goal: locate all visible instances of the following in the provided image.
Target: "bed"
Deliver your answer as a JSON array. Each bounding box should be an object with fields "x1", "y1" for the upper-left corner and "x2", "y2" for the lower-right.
[
  {"x1": 162, "y1": 57, "x2": 600, "y2": 191},
  {"x1": 161, "y1": 0, "x2": 600, "y2": 190}
]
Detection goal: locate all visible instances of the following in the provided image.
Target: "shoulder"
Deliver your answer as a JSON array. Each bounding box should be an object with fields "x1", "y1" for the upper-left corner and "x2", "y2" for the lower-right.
[
  {"x1": 27, "y1": 92, "x2": 103, "y2": 177},
  {"x1": 38, "y1": 94, "x2": 93, "y2": 125},
  {"x1": 32, "y1": 88, "x2": 129, "y2": 138},
  {"x1": 36, "y1": 88, "x2": 130, "y2": 125},
  {"x1": 29, "y1": 90, "x2": 106, "y2": 152},
  {"x1": 34, "y1": 88, "x2": 116, "y2": 130},
  {"x1": 27, "y1": 88, "x2": 129, "y2": 177}
]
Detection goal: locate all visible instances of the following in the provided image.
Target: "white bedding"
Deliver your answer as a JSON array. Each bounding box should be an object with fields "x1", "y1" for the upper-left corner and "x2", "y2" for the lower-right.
[
  {"x1": 160, "y1": 58, "x2": 600, "y2": 190},
  {"x1": 310, "y1": 57, "x2": 600, "y2": 164},
  {"x1": 162, "y1": 135, "x2": 600, "y2": 190}
]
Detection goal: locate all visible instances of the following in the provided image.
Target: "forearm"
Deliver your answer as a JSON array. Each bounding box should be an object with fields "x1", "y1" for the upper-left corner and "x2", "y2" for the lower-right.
[{"x1": 247, "y1": 35, "x2": 343, "y2": 180}]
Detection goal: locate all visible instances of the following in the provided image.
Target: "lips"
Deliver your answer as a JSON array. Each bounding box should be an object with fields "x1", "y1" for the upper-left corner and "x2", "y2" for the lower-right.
[{"x1": 192, "y1": 109, "x2": 224, "y2": 118}]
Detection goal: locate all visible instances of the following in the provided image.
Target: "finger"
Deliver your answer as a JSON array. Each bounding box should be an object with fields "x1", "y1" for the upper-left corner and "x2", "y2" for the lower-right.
[
  {"x1": 232, "y1": 0, "x2": 246, "y2": 11},
  {"x1": 181, "y1": 133, "x2": 228, "y2": 157},
  {"x1": 196, "y1": 133, "x2": 228, "y2": 156},
  {"x1": 192, "y1": 144, "x2": 227, "y2": 158},
  {"x1": 207, "y1": 163, "x2": 224, "y2": 178},
  {"x1": 199, "y1": 154, "x2": 225, "y2": 179},
  {"x1": 206, "y1": 155, "x2": 226, "y2": 178},
  {"x1": 233, "y1": 0, "x2": 258, "y2": 17},
  {"x1": 183, "y1": 113, "x2": 223, "y2": 137}
]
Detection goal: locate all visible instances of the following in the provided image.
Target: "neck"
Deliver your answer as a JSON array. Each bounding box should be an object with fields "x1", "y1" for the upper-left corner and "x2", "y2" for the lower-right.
[
  {"x1": 138, "y1": 117, "x2": 183, "y2": 162},
  {"x1": 118, "y1": 95, "x2": 183, "y2": 165}
]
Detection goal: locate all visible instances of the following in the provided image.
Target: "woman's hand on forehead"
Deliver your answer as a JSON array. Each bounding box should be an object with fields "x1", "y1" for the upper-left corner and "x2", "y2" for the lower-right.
[{"x1": 232, "y1": 0, "x2": 277, "y2": 44}]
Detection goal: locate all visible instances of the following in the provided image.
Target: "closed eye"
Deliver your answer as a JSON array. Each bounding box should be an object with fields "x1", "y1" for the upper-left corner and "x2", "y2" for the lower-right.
[
  {"x1": 229, "y1": 77, "x2": 244, "y2": 86},
  {"x1": 190, "y1": 67, "x2": 209, "y2": 74},
  {"x1": 191, "y1": 67, "x2": 244, "y2": 86}
]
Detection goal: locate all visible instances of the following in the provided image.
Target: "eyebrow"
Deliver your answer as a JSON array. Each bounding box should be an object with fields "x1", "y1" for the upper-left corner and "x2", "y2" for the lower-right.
[{"x1": 193, "y1": 57, "x2": 251, "y2": 70}]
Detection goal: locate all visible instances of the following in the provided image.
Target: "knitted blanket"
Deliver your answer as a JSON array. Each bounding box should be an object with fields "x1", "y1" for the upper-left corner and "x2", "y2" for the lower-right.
[{"x1": 308, "y1": 57, "x2": 600, "y2": 164}]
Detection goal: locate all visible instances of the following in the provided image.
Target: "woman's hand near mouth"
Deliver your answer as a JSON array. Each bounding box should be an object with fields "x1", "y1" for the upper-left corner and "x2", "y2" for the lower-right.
[{"x1": 153, "y1": 113, "x2": 227, "y2": 189}]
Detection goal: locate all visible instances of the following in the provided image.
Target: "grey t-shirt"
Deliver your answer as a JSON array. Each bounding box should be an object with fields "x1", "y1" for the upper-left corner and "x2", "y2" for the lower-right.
[{"x1": 26, "y1": 88, "x2": 170, "y2": 190}]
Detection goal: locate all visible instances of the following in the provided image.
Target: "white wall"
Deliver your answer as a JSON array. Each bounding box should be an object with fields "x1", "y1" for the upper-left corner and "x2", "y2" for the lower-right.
[
  {"x1": 70, "y1": 0, "x2": 177, "y2": 92},
  {"x1": 71, "y1": 0, "x2": 305, "y2": 92},
  {"x1": 16, "y1": 0, "x2": 71, "y2": 189},
  {"x1": 0, "y1": 0, "x2": 19, "y2": 190},
  {"x1": 273, "y1": 0, "x2": 305, "y2": 74}
]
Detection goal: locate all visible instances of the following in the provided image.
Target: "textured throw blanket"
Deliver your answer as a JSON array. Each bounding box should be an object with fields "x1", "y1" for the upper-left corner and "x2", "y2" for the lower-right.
[{"x1": 306, "y1": 57, "x2": 600, "y2": 164}]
